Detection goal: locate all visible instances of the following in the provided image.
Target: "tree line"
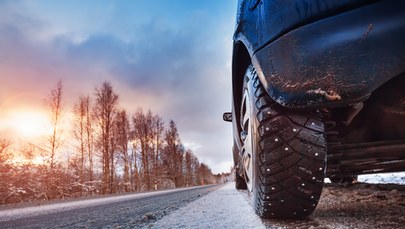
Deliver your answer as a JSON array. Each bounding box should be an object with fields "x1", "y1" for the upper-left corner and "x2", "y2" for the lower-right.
[{"x1": 0, "y1": 81, "x2": 229, "y2": 204}]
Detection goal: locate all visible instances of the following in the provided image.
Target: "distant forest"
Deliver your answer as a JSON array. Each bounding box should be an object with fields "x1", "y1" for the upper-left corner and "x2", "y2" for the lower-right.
[{"x1": 0, "y1": 81, "x2": 231, "y2": 205}]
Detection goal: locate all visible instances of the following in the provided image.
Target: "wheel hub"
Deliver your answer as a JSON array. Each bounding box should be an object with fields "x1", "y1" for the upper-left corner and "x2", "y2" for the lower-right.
[{"x1": 241, "y1": 88, "x2": 254, "y2": 192}]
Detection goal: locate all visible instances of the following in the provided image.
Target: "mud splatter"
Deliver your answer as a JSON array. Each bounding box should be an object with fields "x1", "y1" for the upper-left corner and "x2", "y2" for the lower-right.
[
  {"x1": 307, "y1": 88, "x2": 342, "y2": 101},
  {"x1": 361, "y1": 23, "x2": 373, "y2": 41}
]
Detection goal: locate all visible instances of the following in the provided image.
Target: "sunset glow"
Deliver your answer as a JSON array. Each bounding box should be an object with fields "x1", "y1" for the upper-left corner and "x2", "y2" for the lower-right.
[
  {"x1": 4, "y1": 110, "x2": 51, "y2": 139},
  {"x1": 0, "y1": 0, "x2": 236, "y2": 173},
  {"x1": 11, "y1": 155, "x2": 46, "y2": 166},
  {"x1": 0, "y1": 0, "x2": 236, "y2": 210}
]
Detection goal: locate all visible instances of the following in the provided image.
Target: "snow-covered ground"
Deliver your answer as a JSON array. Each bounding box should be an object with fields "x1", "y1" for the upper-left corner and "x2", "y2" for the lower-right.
[
  {"x1": 358, "y1": 172, "x2": 405, "y2": 184},
  {"x1": 150, "y1": 182, "x2": 265, "y2": 229},
  {"x1": 324, "y1": 172, "x2": 405, "y2": 184}
]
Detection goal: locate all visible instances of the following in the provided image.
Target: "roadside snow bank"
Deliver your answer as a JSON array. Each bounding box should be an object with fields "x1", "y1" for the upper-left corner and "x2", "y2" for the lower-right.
[
  {"x1": 358, "y1": 172, "x2": 405, "y2": 184},
  {"x1": 150, "y1": 182, "x2": 265, "y2": 229}
]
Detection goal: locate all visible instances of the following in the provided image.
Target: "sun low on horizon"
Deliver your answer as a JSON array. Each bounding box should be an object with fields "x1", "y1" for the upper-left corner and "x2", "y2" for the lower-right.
[{"x1": 0, "y1": 108, "x2": 53, "y2": 140}]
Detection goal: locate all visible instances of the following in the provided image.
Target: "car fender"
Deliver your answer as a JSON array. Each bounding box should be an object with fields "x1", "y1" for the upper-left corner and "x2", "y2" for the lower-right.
[{"x1": 252, "y1": 1, "x2": 405, "y2": 108}]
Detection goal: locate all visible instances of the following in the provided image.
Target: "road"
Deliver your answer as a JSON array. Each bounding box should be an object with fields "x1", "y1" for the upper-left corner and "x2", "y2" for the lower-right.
[
  {"x1": 1, "y1": 181, "x2": 405, "y2": 229},
  {"x1": 0, "y1": 185, "x2": 222, "y2": 229}
]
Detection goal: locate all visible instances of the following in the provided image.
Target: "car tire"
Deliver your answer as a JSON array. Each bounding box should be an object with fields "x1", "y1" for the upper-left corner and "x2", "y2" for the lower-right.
[{"x1": 240, "y1": 65, "x2": 326, "y2": 219}]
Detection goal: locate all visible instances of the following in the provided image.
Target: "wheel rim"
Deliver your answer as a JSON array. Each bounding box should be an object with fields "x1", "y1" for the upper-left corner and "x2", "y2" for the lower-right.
[{"x1": 241, "y1": 86, "x2": 254, "y2": 192}]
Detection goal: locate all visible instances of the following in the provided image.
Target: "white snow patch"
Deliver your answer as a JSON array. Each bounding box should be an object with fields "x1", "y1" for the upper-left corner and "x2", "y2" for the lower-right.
[
  {"x1": 151, "y1": 182, "x2": 265, "y2": 229},
  {"x1": 324, "y1": 172, "x2": 405, "y2": 185},
  {"x1": 358, "y1": 172, "x2": 405, "y2": 184},
  {"x1": 0, "y1": 185, "x2": 209, "y2": 222}
]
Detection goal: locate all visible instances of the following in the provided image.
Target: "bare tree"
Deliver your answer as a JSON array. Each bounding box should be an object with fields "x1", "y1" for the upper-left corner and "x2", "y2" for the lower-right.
[
  {"x1": 0, "y1": 139, "x2": 13, "y2": 204},
  {"x1": 198, "y1": 163, "x2": 214, "y2": 185},
  {"x1": 73, "y1": 96, "x2": 86, "y2": 182},
  {"x1": 163, "y1": 120, "x2": 184, "y2": 187},
  {"x1": 84, "y1": 96, "x2": 95, "y2": 183},
  {"x1": 132, "y1": 109, "x2": 154, "y2": 190},
  {"x1": 114, "y1": 109, "x2": 130, "y2": 191},
  {"x1": 151, "y1": 115, "x2": 164, "y2": 183},
  {"x1": 130, "y1": 145, "x2": 141, "y2": 191},
  {"x1": 72, "y1": 95, "x2": 95, "y2": 183},
  {"x1": 0, "y1": 78, "x2": 221, "y2": 203},
  {"x1": 45, "y1": 80, "x2": 64, "y2": 170},
  {"x1": 109, "y1": 118, "x2": 118, "y2": 193},
  {"x1": 184, "y1": 149, "x2": 193, "y2": 187},
  {"x1": 94, "y1": 81, "x2": 119, "y2": 194},
  {"x1": 191, "y1": 155, "x2": 200, "y2": 186},
  {"x1": 0, "y1": 139, "x2": 12, "y2": 165}
]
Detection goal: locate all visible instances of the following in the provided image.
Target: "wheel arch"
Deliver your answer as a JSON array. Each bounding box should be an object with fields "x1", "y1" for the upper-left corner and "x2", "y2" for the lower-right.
[{"x1": 232, "y1": 41, "x2": 252, "y2": 172}]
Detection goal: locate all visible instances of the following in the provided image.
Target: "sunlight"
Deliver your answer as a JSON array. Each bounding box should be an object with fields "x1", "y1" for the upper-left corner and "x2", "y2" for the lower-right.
[
  {"x1": 31, "y1": 156, "x2": 46, "y2": 165},
  {"x1": 11, "y1": 155, "x2": 45, "y2": 166},
  {"x1": 8, "y1": 110, "x2": 51, "y2": 139}
]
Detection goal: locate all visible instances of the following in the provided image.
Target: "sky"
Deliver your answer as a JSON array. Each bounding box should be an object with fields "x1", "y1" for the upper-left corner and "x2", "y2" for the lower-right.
[{"x1": 0, "y1": 0, "x2": 238, "y2": 173}]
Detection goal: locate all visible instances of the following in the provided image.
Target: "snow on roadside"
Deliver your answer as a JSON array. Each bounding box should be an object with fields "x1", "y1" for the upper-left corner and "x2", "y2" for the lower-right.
[
  {"x1": 325, "y1": 172, "x2": 405, "y2": 185},
  {"x1": 358, "y1": 172, "x2": 405, "y2": 184},
  {"x1": 150, "y1": 182, "x2": 265, "y2": 229}
]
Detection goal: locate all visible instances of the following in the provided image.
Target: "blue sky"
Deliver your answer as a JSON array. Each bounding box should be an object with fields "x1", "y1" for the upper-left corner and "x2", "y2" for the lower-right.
[{"x1": 0, "y1": 0, "x2": 237, "y2": 173}]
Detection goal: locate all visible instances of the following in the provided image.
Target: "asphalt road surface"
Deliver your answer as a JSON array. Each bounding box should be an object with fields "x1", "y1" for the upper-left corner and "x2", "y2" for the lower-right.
[{"x1": 0, "y1": 185, "x2": 222, "y2": 229}]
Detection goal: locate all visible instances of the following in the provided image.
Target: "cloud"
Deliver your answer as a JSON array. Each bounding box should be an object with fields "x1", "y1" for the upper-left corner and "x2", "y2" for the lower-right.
[{"x1": 0, "y1": 0, "x2": 237, "y2": 173}]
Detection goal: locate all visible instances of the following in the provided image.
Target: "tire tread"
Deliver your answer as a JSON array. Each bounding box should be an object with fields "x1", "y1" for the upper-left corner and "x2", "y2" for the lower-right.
[{"x1": 249, "y1": 68, "x2": 326, "y2": 219}]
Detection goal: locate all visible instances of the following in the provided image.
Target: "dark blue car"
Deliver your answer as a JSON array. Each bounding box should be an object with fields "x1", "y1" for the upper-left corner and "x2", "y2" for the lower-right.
[{"x1": 224, "y1": 0, "x2": 405, "y2": 219}]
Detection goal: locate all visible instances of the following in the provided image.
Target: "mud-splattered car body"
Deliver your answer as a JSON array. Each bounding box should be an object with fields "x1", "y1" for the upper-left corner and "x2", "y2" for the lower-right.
[
  {"x1": 231, "y1": 0, "x2": 405, "y2": 175},
  {"x1": 233, "y1": 0, "x2": 405, "y2": 108}
]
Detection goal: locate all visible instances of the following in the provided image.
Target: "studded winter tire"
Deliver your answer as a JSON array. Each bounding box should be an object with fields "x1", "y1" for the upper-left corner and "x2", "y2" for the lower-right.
[{"x1": 240, "y1": 65, "x2": 327, "y2": 219}]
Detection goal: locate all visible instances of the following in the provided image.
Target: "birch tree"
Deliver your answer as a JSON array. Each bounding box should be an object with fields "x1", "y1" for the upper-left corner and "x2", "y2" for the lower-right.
[
  {"x1": 84, "y1": 96, "x2": 95, "y2": 183},
  {"x1": 73, "y1": 96, "x2": 86, "y2": 182},
  {"x1": 115, "y1": 109, "x2": 130, "y2": 192},
  {"x1": 73, "y1": 95, "x2": 95, "y2": 183},
  {"x1": 94, "y1": 81, "x2": 119, "y2": 194},
  {"x1": 45, "y1": 80, "x2": 63, "y2": 170},
  {"x1": 132, "y1": 109, "x2": 153, "y2": 190},
  {"x1": 163, "y1": 120, "x2": 183, "y2": 187},
  {"x1": 151, "y1": 115, "x2": 164, "y2": 183}
]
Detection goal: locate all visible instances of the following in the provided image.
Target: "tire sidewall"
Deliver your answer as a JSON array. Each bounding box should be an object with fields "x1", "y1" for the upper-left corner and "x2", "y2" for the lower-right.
[{"x1": 243, "y1": 65, "x2": 261, "y2": 207}]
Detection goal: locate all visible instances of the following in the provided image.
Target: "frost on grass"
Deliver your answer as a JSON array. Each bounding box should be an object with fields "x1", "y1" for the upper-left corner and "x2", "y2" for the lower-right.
[{"x1": 151, "y1": 183, "x2": 265, "y2": 229}]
